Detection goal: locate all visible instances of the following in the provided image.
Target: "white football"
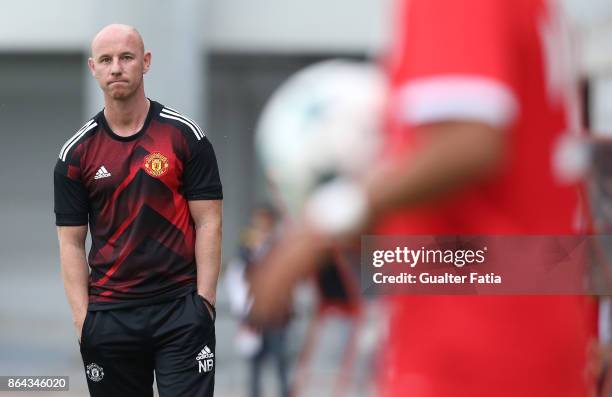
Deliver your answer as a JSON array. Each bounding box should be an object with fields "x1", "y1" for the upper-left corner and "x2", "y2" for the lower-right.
[{"x1": 256, "y1": 59, "x2": 386, "y2": 216}]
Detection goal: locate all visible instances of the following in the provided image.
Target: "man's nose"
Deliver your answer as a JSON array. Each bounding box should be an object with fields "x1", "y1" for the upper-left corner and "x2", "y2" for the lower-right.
[{"x1": 110, "y1": 58, "x2": 122, "y2": 74}]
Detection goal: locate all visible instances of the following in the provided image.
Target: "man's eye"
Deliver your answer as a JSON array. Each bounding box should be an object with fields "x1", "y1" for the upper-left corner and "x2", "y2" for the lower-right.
[{"x1": 100, "y1": 58, "x2": 111, "y2": 63}]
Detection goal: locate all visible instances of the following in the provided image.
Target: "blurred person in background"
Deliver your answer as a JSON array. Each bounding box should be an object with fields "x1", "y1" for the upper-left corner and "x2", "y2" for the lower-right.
[
  {"x1": 249, "y1": 0, "x2": 598, "y2": 396},
  {"x1": 226, "y1": 204, "x2": 290, "y2": 397},
  {"x1": 54, "y1": 24, "x2": 222, "y2": 396}
]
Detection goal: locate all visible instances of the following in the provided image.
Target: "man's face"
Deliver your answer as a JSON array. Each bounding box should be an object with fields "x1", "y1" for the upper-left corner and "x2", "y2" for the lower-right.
[{"x1": 88, "y1": 28, "x2": 150, "y2": 100}]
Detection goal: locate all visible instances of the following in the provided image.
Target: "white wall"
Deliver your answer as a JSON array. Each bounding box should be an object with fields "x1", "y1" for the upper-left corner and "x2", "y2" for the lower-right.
[
  {"x1": 591, "y1": 77, "x2": 612, "y2": 135},
  {"x1": 0, "y1": 0, "x2": 390, "y2": 54},
  {"x1": 6, "y1": 0, "x2": 612, "y2": 68},
  {"x1": 0, "y1": 0, "x2": 89, "y2": 50},
  {"x1": 206, "y1": 0, "x2": 390, "y2": 54},
  {"x1": 563, "y1": 0, "x2": 612, "y2": 75}
]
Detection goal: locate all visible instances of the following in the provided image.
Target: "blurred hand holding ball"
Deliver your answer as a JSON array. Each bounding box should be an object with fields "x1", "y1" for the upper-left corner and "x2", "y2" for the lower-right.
[{"x1": 256, "y1": 60, "x2": 387, "y2": 233}]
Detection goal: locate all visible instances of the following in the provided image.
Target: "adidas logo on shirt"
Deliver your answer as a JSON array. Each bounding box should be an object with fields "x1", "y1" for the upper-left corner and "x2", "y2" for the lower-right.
[
  {"x1": 94, "y1": 166, "x2": 111, "y2": 180},
  {"x1": 196, "y1": 346, "x2": 214, "y2": 373}
]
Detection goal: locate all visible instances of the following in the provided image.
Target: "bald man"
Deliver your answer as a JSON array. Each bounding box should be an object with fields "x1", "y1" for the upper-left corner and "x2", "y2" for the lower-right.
[{"x1": 54, "y1": 24, "x2": 222, "y2": 397}]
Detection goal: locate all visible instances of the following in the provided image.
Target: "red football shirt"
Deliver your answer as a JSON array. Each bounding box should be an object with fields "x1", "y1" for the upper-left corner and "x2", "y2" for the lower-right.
[
  {"x1": 54, "y1": 101, "x2": 223, "y2": 310},
  {"x1": 377, "y1": 0, "x2": 596, "y2": 395}
]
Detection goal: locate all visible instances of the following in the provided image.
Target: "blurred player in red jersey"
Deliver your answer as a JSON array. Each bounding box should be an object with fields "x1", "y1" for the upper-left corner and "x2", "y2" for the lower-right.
[{"x1": 250, "y1": 0, "x2": 599, "y2": 396}]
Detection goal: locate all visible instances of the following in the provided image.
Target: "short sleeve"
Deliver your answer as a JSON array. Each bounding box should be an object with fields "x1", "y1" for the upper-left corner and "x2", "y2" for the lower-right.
[
  {"x1": 54, "y1": 159, "x2": 89, "y2": 226},
  {"x1": 183, "y1": 137, "x2": 223, "y2": 200},
  {"x1": 391, "y1": 0, "x2": 519, "y2": 128}
]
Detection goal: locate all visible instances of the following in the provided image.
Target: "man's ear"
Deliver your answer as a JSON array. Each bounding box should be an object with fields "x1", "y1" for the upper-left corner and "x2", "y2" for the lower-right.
[
  {"x1": 87, "y1": 57, "x2": 96, "y2": 76},
  {"x1": 143, "y1": 52, "x2": 151, "y2": 74}
]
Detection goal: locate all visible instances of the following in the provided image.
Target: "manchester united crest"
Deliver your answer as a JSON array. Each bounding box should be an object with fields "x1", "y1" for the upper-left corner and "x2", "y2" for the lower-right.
[
  {"x1": 86, "y1": 363, "x2": 104, "y2": 382},
  {"x1": 144, "y1": 152, "x2": 169, "y2": 177}
]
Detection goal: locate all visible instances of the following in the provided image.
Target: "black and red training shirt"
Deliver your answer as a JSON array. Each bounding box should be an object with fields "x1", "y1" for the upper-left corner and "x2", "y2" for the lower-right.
[{"x1": 54, "y1": 100, "x2": 222, "y2": 310}]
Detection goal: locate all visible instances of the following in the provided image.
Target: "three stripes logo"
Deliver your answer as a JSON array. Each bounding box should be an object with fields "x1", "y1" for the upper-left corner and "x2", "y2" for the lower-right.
[
  {"x1": 94, "y1": 165, "x2": 112, "y2": 180},
  {"x1": 159, "y1": 107, "x2": 205, "y2": 141},
  {"x1": 59, "y1": 119, "x2": 98, "y2": 162},
  {"x1": 196, "y1": 346, "x2": 214, "y2": 373}
]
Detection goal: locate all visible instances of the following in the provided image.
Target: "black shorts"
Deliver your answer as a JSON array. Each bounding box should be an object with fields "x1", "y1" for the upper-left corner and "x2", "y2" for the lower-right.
[{"x1": 79, "y1": 291, "x2": 216, "y2": 397}]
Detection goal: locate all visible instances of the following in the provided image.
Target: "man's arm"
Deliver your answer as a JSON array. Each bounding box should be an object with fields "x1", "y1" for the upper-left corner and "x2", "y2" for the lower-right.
[
  {"x1": 249, "y1": 121, "x2": 504, "y2": 324},
  {"x1": 366, "y1": 121, "x2": 504, "y2": 219},
  {"x1": 57, "y1": 225, "x2": 89, "y2": 339},
  {"x1": 189, "y1": 200, "x2": 222, "y2": 309}
]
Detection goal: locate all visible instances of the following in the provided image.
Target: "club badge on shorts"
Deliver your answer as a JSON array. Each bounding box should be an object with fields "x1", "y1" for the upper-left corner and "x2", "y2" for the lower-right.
[
  {"x1": 144, "y1": 152, "x2": 169, "y2": 177},
  {"x1": 86, "y1": 363, "x2": 104, "y2": 382}
]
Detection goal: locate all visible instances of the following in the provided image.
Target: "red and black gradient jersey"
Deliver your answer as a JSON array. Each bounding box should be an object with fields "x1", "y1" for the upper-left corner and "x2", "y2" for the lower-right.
[{"x1": 54, "y1": 100, "x2": 222, "y2": 310}]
